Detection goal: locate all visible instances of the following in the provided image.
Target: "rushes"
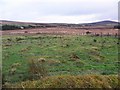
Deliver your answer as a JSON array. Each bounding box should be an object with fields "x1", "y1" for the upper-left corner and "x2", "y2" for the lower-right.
[{"x1": 28, "y1": 57, "x2": 48, "y2": 80}]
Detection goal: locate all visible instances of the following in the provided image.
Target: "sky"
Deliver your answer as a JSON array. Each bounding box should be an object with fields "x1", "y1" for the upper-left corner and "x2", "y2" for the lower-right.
[{"x1": 0, "y1": 0, "x2": 119, "y2": 23}]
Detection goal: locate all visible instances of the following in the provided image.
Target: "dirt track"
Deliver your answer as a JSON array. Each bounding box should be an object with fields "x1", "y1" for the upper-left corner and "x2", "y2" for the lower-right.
[{"x1": 1, "y1": 28, "x2": 119, "y2": 36}]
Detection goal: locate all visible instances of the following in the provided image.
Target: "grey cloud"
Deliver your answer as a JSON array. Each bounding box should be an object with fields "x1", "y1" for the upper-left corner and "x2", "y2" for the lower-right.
[
  {"x1": 17, "y1": 1, "x2": 115, "y2": 16},
  {"x1": 0, "y1": 0, "x2": 119, "y2": 23}
]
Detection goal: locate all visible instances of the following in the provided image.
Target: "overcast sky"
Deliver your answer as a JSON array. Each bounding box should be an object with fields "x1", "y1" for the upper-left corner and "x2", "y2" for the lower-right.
[{"x1": 0, "y1": 0, "x2": 119, "y2": 23}]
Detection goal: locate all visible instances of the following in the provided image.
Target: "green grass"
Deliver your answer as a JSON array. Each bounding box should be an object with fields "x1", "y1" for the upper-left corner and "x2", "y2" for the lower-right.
[{"x1": 2, "y1": 35, "x2": 119, "y2": 83}]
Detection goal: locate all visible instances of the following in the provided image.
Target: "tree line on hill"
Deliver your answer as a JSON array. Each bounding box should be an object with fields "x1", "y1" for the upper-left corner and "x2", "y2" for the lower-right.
[
  {"x1": 1, "y1": 24, "x2": 38, "y2": 30},
  {"x1": 1, "y1": 24, "x2": 56, "y2": 30}
]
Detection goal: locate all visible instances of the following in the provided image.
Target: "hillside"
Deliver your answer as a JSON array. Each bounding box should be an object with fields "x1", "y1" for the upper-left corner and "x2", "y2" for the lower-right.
[
  {"x1": 0, "y1": 20, "x2": 118, "y2": 30},
  {"x1": 82, "y1": 20, "x2": 118, "y2": 26},
  {"x1": 0, "y1": 20, "x2": 118, "y2": 29}
]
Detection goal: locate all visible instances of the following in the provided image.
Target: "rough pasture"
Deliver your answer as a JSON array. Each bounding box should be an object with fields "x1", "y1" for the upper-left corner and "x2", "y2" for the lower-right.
[
  {"x1": 2, "y1": 34, "x2": 119, "y2": 83},
  {"x1": 2, "y1": 27, "x2": 119, "y2": 88}
]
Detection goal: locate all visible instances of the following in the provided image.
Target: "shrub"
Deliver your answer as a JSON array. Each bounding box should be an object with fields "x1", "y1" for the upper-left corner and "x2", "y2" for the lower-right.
[
  {"x1": 86, "y1": 31, "x2": 91, "y2": 35},
  {"x1": 16, "y1": 37, "x2": 24, "y2": 42},
  {"x1": 93, "y1": 39, "x2": 97, "y2": 42},
  {"x1": 7, "y1": 38, "x2": 12, "y2": 41}
]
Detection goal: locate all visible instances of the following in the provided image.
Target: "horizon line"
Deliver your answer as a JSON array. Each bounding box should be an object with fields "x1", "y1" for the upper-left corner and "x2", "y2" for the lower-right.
[{"x1": 0, "y1": 19, "x2": 118, "y2": 24}]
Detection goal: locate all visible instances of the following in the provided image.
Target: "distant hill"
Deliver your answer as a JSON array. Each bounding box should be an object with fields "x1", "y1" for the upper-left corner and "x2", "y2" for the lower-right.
[
  {"x1": 0, "y1": 20, "x2": 118, "y2": 26},
  {"x1": 0, "y1": 20, "x2": 50, "y2": 26},
  {"x1": 82, "y1": 20, "x2": 118, "y2": 26},
  {"x1": 0, "y1": 20, "x2": 118, "y2": 30}
]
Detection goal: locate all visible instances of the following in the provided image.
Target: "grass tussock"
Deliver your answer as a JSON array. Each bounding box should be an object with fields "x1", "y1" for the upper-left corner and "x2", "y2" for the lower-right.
[
  {"x1": 3, "y1": 75, "x2": 119, "y2": 88},
  {"x1": 28, "y1": 57, "x2": 48, "y2": 80}
]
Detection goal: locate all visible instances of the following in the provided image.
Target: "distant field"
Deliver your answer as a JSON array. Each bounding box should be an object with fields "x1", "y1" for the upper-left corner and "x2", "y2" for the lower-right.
[
  {"x1": 2, "y1": 34, "x2": 119, "y2": 84},
  {"x1": 1, "y1": 28, "x2": 118, "y2": 35}
]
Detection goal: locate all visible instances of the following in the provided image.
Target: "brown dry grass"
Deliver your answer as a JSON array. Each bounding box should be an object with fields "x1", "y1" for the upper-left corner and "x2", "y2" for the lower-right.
[
  {"x1": 2, "y1": 28, "x2": 118, "y2": 36},
  {"x1": 3, "y1": 75, "x2": 119, "y2": 88}
]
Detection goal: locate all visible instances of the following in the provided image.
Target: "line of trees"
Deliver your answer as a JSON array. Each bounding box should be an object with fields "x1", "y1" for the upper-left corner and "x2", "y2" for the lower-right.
[
  {"x1": 2, "y1": 25, "x2": 22, "y2": 30},
  {"x1": 2, "y1": 24, "x2": 120, "y2": 30},
  {"x1": 1, "y1": 24, "x2": 57, "y2": 30},
  {"x1": 1, "y1": 25, "x2": 38, "y2": 30}
]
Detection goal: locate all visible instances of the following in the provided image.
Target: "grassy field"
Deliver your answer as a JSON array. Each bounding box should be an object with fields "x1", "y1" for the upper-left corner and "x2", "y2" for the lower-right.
[{"x1": 2, "y1": 35, "x2": 119, "y2": 84}]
